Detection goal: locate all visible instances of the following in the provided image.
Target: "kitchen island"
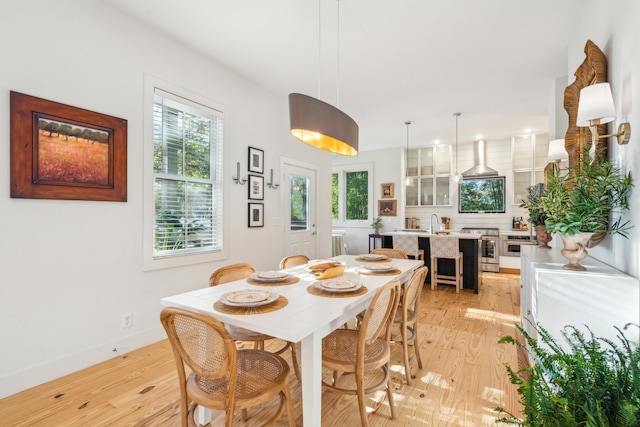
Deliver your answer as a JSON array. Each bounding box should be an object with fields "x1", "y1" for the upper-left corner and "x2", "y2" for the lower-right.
[{"x1": 381, "y1": 231, "x2": 482, "y2": 293}]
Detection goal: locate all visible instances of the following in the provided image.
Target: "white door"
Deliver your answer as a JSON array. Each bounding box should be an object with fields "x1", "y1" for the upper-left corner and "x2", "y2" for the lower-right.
[{"x1": 282, "y1": 162, "x2": 317, "y2": 259}]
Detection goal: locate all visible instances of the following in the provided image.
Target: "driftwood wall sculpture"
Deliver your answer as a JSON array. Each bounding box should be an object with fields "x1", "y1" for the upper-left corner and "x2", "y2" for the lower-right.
[{"x1": 563, "y1": 40, "x2": 608, "y2": 172}]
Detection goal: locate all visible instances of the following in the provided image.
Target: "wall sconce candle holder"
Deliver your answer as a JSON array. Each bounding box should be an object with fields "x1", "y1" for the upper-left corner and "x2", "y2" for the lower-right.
[
  {"x1": 267, "y1": 168, "x2": 280, "y2": 189},
  {"x1": 232, "y1": 162, "x2": 247, "y2": 185}
]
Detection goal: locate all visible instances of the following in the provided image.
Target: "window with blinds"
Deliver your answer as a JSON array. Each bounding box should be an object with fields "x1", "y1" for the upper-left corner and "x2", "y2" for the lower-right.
[{"x1": 152, "y1": 89, "x2": 223, "y2": 257}]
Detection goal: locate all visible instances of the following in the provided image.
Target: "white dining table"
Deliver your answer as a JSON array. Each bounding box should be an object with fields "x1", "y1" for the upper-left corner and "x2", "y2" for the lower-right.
[{"x1": 160, "y1": 254, "x2": 423, "y2": 426}]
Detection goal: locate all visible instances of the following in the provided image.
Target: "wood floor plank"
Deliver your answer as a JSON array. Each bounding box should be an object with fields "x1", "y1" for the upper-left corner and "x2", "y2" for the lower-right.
[{"x1": 0, "y1": 272, "x2": 524, "y2": 426}]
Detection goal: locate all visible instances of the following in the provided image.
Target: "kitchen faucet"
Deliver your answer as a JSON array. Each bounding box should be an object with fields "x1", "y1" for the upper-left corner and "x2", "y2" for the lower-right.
[{"x1": 430, "y1": 213, "x2": 439, "y2": 234}]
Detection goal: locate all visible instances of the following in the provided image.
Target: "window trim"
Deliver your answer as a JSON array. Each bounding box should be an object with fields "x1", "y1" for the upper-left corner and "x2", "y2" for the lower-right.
[
  {"x1": 143, "y1": 75, "x2": 229, "y2": 271},
  {"x1": 332, "y1": 162, "x2": 373, "y2": 227}
]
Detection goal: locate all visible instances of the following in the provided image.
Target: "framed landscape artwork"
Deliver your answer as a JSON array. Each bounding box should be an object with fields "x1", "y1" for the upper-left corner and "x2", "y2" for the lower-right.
[
  {"x1": 378, "y1": 200, "x2": 397, "y2": 216},
  {"x1": 10, "y1": 91, "x2": 127, "y2": 201}
]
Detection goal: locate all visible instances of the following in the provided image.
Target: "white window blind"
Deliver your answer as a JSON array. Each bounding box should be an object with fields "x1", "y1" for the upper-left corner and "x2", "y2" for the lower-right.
[{"x1": 152, "y1": 89, "x2": 223, "y2": 257}]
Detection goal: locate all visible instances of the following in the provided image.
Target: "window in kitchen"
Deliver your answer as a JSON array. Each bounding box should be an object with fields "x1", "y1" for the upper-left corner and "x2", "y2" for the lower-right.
[
  {"x1": 405, "y1": 146, "x2": 451, "y2": 206},
  {"x1": 512, "y1": 133, "x2": 549, "y2": 205},
  {"x1": 332, "y1": 163, "x2": 373, "y2": 224},
  {"x1": 143, "y1": 76, "x2": 227, "y2": 270}
]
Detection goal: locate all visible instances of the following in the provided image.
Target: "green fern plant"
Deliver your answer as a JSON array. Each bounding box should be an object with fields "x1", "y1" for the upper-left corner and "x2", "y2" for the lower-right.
[{"x1": 495, "y1": 323, "x2": 640, "y2": 426}]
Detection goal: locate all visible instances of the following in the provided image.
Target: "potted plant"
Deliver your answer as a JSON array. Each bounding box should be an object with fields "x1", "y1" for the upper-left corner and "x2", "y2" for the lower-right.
[
  {"x1": 519, "y1": 186, "x2": 551, "y2": 248},
  {"x1": 495, "y1": 322, "x2": 640, "y2": 426},
  {"x1": 371, "y1": 216, "x2": 383, "y2": 234},
  {"x1": 540, "y1": 147, "x2": 632, "y2": 270}
]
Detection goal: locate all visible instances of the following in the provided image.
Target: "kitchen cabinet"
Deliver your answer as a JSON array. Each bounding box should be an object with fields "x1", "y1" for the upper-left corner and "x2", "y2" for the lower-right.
[{"x1": 520, "y1": 245, "x2": 639, "y2": 362}]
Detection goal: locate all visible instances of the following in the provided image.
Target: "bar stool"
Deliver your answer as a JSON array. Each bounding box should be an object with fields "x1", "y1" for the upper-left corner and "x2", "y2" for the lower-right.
[
  {"x1": 429, "y1": 235, "x2": 463, "y2": 293},
  {"x1": 392, "y1": 234, "x2": 424, "y2": 260}
]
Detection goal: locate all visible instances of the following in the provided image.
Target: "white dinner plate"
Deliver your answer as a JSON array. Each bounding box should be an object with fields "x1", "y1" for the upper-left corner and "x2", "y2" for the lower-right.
[
  {"x1": 358, "y1": 253, "x2": 388, "y2": 261},
  {"x1": 361, "y1": 263, "x2": 395, "y2": 272},
  {"x1": 221, "y1": 290, "x2": 279, "y2": 307},
  {"x1": 251, "y1": 271, "x2": 290, "y2": 282},
  {"x1": 313, "y1": 279, "x2": 361, "y2": 293}
]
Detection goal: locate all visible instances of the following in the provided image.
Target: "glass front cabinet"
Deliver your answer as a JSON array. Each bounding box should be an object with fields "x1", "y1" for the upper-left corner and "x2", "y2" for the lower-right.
[
  {"x1": 405, "y1": 145, "x2": 451, "y2": 206},
  {"x1": 512, "y1": 134, "x2": 549, "y2": 205}
]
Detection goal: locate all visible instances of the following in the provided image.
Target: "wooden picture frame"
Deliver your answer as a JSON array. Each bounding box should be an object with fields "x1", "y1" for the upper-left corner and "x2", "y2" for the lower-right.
[
  {"x1": 381, "y1": 183, "x2": 394, "y2": 198},
  {"x1": 10, "y1": 91, "x2": 127, "y2": 202},
  {"x1": 248, "y1": 146, "x2": 264, "y2": 174},
  {"x1": 378, "y1": 200, "x2": 397, "y2": 216},
  {"x1": 248, "y1": 174, "x2": 264, "y2": 200},
  {"x1": 248, "y1": 203, "x2": 264, "y2": 227}
]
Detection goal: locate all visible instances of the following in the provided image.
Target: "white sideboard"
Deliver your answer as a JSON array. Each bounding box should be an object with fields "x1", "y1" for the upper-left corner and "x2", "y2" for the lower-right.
[{"x1": 521, "y1": 245, "x2": 639, "y2": 358}]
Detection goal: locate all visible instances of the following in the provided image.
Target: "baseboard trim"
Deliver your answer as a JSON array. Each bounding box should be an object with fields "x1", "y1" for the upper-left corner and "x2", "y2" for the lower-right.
[
  {"x1": 0, "y1": 326, "x2": 166, "y2": 399},
  {"x1": 499, "y1": 267, "x2": 520, "y2": 275}
]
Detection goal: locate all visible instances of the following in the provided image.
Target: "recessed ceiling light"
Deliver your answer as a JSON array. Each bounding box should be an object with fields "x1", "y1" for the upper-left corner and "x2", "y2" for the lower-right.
[
  {"x1": 475, "y1": 134, "x2": 482, "y2": 140},
  {"x1": 524, "y1": 128, "x2": 532, "y2": 133},
  {"x1": 434, "y1": 139, "x2": 441, "y2": 145}
]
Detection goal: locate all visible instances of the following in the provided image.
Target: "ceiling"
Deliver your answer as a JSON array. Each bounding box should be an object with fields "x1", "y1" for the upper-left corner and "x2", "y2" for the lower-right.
[{"x1": 105, "y1": 0, "x2": 582, "y2": 152}]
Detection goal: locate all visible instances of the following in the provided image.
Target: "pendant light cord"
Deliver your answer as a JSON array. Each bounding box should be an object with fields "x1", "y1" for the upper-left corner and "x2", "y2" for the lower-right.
[
  {"x1": 454, "y1": 112, "x2": 461, "y2": 182},
  {"x1": 317, "y1": 0, "x2": 321, "y2": 100},
  {"x1": 405, "y1": 121, "x2": 411, "y2": 176},
  {"x1": 336, "y1": 0, "x2": 340, "y2": 107}
]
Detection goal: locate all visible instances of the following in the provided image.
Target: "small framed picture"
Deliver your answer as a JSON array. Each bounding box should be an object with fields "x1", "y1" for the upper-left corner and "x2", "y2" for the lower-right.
[
  {"x1": 381, "y1": 183, "x2": 394, "y2": 198},
  {"x1": 248, "y1": 146, "x2": 264, "y2": 174},
  {"x1": 248, "y1": 174, "x2": 264, "y2": 200},
  {"x1": 248, "y1": 203, "x2": 264, "y2": 227},
  {"x1": 378, "y1": 200, "x2": 397, "y2": 216}
]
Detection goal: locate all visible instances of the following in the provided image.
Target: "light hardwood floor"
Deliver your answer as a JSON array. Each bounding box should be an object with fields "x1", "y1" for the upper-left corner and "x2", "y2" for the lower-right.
[{"x1": 0, "y1": 272, "x2": 524, "y2": 426}]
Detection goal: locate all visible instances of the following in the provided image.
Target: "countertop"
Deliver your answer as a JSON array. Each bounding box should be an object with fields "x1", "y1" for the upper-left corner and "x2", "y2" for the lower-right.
[{"x1": 382, "y1": 231, "x2": 481, "y2": 239}]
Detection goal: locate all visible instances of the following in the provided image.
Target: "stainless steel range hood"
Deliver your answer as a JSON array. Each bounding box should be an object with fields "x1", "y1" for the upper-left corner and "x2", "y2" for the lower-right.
[{"x1": 462, "y1": 139, "x2": 499, "y2": 177}]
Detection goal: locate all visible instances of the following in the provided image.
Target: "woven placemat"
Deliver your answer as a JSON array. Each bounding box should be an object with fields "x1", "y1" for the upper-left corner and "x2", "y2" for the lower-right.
[
  {"x1": 213, "y1": 295, "x2": 288, "y2": 314},
  {"x1": 306, "y1": 285, "x2": 368, "y2": 298},
  {"x1": 356, "y1": 268, "x2": 401, "y2": 276},
  {"x1": 354, "y1": 257, "x2": 390, "y2": 262},
  {"x1": 246, "y1": 276, "x2": 300, "y2": 286}
]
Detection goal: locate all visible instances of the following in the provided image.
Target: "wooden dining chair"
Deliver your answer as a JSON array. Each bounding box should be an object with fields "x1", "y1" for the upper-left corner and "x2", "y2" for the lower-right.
[
  {"x1": 430, "y1": 235, "x2": 463, "y2": 293},
  {"x1": 392, "y1": 266, "x2": 429, "y2": 385},
  {"x1": 160, "y1": 307, "x2": 296, "y2": 427},
  {"x1": 371, "y1": 248, "x2": 409, "y2": 259},
  {"x1": 322, "y1": 280, "x2": 399, "y2": 427},
  {"x1": 209, "y1": 263, "x2": 300, "y2": 380},
  {"x1": 279, "y1": 254, "x2": 310, "y2": 269}
]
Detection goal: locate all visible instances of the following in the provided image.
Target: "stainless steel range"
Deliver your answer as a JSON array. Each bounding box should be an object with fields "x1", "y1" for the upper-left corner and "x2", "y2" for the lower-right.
[{"x1": 460, "y1": 227, "x2": 500, "y2": 272}]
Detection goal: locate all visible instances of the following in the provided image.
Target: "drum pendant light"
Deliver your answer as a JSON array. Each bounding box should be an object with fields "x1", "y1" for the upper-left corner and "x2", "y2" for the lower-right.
[
  {"x1": 289, "y1": 0, "x2": 358, "y2": 156},
  {"x1": 405, "y1": 121, "x2": 414, "y2": 186}
]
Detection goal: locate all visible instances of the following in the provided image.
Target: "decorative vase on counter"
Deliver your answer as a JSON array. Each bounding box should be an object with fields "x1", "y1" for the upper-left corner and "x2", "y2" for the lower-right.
[
  {"x1": 535, "y1": 225, "x2": 552, "y2": 249},
  {"x1": 559, "y1": 232, "x2": 594, "y2": 271}
]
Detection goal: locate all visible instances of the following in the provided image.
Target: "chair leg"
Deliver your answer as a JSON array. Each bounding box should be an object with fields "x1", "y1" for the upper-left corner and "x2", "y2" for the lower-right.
[
  {"x1": 430, "y1": 257, "x2": 437, "y2": 290},
  {"x1": 282, "y1": 378, "x2": 297, "y2": 427},
  {"x1": 401, "y1": 320, "x2": 411, "y2": 385},
  {"x1": 356, "y1": 371, "x2": 370, "y2": 427},
  {"x1": 385, "y1": 365, "x2": 396, "y2": 420},
  {"x1": 412, "y1": 323, "x2": 423, "y2": 369},
  {"x1": 290, "y1": 342, "x2": 301, "y2": 381}
]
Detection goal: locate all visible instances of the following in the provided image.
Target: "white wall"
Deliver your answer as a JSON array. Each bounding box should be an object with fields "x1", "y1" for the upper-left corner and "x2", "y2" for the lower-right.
[
  {"x1": 0, "y1": 0, "x2": 332, "y2": 398},
  {"x1": 568, "y1": 0, "x2": 640, "y2": 279}
]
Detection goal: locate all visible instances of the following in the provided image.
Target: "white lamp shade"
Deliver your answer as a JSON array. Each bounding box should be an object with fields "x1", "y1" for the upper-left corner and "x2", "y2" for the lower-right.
[
  {"x1": 547, "y1": 138, "x2": 568, "y2": 162},
  {"x1": 576, "y1": 82, "x2": 617, "y2": 127}
]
